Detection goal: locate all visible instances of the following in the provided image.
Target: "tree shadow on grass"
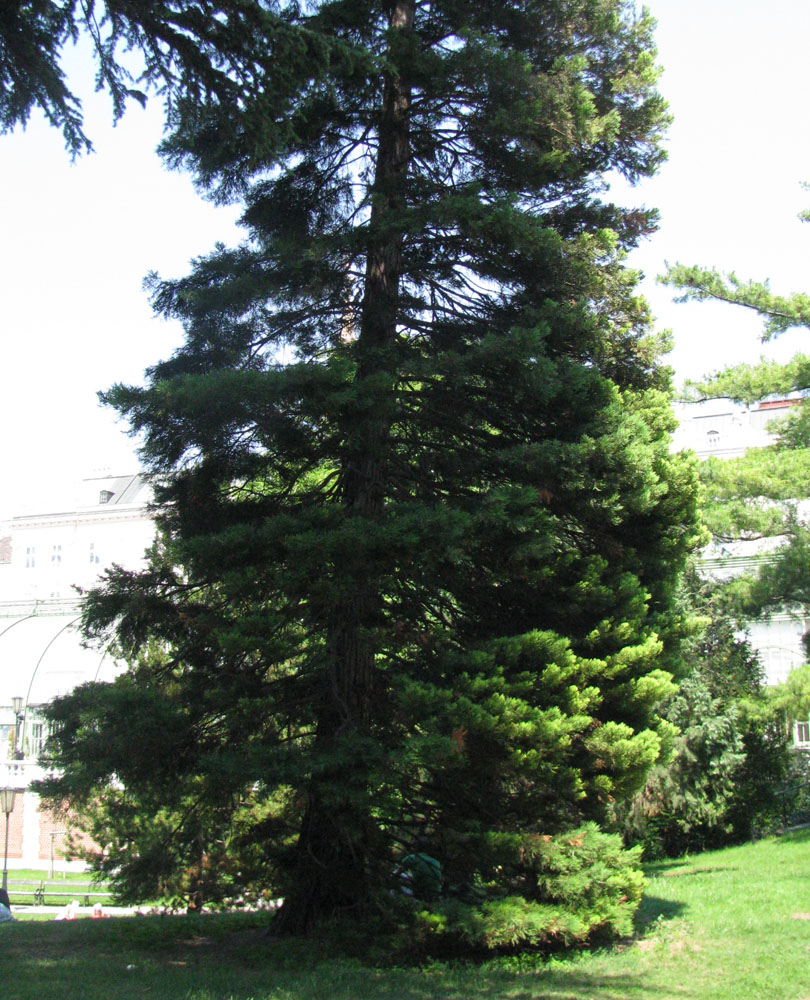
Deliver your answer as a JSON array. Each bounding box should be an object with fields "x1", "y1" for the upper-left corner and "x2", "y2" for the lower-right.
[
  {"x1": 642, "y1": 858, "x2": 689, "y2": 876},
  {"x1": 371, "y1": 960, "x2": 701, "y2": 1000},
  {"x1": 633, "y1": 894, "x2": 686, "y2": 936},
  {"x1": 3, "y1": 917, "x2": 707, "y2": 1000},
  {"x1": 463, "y1": 969, "x2": 696, "y2": 1000}
]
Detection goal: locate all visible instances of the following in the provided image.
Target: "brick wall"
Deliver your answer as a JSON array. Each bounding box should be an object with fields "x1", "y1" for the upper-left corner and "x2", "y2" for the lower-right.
[
  {"x1": 1, "y1": 794, "x2": 23, "y2": 861},
  {"x1": 38, "y1": 804, "x2": 70, "y2": 863},
  {"x1": 38, "y1": 802, "x2": 97, "y2": 863}
]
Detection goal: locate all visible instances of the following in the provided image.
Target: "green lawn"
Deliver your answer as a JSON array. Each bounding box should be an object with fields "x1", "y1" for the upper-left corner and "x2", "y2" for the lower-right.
[{"x1": 3, "y1": 832, "x2": 809, "y2": 1000}]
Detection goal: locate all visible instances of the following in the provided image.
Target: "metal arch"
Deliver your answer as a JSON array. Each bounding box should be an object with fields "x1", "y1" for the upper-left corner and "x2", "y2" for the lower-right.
[
  {"x1": 1, "y1": 609, "x2": 118, "y2": 754},
  {"x1": 0, "y1": 607, "x2": 40, "y2": 641},
  {"x1": 0, "y1": 611, "x2": 39, "y2": 749},
  {"x1": 92, "y1": 645, "x2": 113, "y2": 683},
  {"x1": 20, "y1": 616, "x2": 81, "y2": 755}
]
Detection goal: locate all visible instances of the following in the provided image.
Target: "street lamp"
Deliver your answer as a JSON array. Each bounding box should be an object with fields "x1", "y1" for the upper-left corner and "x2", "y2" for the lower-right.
[
  {"x1": 49, "y1": 830, "x2": 66, "y2": 879},
  {"x1": 0, "y1": 787, "x2": 16, "y2": 893},
  {"x1": 11, "y1": 697, "x2": 23, "y2": 760}
]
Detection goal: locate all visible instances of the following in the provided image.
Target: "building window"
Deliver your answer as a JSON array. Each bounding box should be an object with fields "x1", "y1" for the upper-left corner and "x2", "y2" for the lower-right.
[
  {"x1": 99, "y1": 490, "x2": 114, "y2": 504},
  {"x1": 30, "y1": 722, "x2": 45, "y2": 758},
  {"x1": 25, "y1": 546, "x2": 35, "y2": 568},
  {"x1": 51, "y1": 544, "x2": 61, "y2": 566},
  {"x1": 796, "y1": 721, "x2": 810, "y2": 745},
  {"x1": 707, "y1": 429, "x2": 720, "y2": 448},
  {"x1": 89, "y1": 543, "x2": 100, "y2": 565}
]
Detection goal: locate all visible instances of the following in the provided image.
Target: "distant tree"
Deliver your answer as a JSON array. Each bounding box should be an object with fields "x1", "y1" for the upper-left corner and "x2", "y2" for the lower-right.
[
  {"x1": 769, "y1": 662, "x2": 810, "y2": 721},
  {"x1": 664, "y1": 238, "x2": 810, "y2": 624},
  {"x1": 665, "y1": 263, "x2": 810, "y2": 343},
  {"x1": 34, "y1": 0, "x2": 703, "y2": 941},
  {"x1": 646, "y1": 221, "x2": 810, "y2": 854},
  {"x1": 623, "y1": 672, "x2": 745, "y2": 857}
]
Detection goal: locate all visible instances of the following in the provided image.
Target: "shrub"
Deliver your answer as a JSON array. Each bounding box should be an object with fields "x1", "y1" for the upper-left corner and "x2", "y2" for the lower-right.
[
  {"x1": 620, "y1": 676, "x2": 792, "y2": 857},
  {"x1": 409, "y1": 824, "x2": 644, "y2": 955}
]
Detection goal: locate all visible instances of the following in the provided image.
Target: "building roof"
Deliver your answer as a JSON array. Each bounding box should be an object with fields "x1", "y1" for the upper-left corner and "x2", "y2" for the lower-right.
[{"x1": 11, "y1": 473, "x2": 152, "y2": 524}]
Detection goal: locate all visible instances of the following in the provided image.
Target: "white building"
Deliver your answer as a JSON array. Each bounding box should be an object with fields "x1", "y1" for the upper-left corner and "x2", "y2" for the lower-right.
[
  {"x1": 0, "y1": 473, "x2": 155, "y2": 870},
  {"x1": 671, "y1": 395, "x2": 802, "y2": 461}
]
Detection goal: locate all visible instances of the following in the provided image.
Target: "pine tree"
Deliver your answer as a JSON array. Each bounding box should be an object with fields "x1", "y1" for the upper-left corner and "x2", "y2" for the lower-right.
[{"x1": 39, "y1": 1, "x2": 701, "y2": 936}]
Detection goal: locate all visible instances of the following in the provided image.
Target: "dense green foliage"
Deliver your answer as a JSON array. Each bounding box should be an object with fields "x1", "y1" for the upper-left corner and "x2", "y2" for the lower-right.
[
  {"x1": 624, "y1": 672, "x2": 745, "y2": 857},
  {"x1": 34, "y1": 0, "x2": 702, "y2": 938},
  {"x1": 42, "y1": 665, "x2": 279, "y2": 910},
  {"x1": 621, "y1": 577, "x2": 791, "y2": 857},
  {"x1": 407, "y1": 823, "x2": 644, "y2": 954}
]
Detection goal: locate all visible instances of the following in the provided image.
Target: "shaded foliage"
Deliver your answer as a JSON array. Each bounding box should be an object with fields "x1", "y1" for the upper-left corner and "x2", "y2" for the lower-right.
[{"x1": 621, "y1": 577, "x2": 791, "y2": 857}]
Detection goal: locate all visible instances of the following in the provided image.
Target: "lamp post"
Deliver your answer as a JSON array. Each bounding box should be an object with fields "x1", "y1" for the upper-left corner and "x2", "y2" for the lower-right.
[
  {"x1": 11, "y1": 697, "x2": 23, "y2": 760},
  {"x1": 49, "y1": 830, "x2": 66, "y2": 879},
  {"x1": 1, "y1": 787, "x2": 16, "y2": 893}
]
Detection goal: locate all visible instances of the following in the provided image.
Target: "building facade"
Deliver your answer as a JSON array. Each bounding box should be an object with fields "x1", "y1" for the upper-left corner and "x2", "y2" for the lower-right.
[{"x1": 0, "y1": 474, "x2": 154, "y2": 870}]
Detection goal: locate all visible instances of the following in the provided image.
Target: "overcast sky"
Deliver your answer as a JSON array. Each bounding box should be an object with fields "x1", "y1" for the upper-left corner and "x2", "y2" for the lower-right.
[{"x1": 1, "y1": 0, "x2": 809, "y2": 520}]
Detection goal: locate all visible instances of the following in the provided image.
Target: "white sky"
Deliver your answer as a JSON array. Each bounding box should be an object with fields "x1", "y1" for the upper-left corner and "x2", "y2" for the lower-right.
[{"x1": 1, "y1": 0, "x2": 809, "y2": 520}]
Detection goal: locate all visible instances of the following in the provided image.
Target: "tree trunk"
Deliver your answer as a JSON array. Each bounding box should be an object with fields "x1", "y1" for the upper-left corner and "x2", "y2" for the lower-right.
[{"x1": 273, "y1": 0, "x2": 414, "y2": 935}]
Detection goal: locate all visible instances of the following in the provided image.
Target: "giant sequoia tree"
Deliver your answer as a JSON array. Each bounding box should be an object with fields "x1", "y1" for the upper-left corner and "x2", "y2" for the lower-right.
[{"x1": 37, "y1": 1, "x2": 701, "y2": 936}]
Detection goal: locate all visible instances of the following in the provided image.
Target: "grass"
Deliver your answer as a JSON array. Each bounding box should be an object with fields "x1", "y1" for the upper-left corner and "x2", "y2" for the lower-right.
[
  {"x1": 7, "y1": 870, "x2": 98, "y2": 881},
  {"x1": 3, "y1": 832, "x2": 810, "y2": 1000}
]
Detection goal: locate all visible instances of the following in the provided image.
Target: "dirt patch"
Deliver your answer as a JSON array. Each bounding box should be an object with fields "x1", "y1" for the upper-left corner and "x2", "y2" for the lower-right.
[{"x1": 179, "y1": 935, "x2": 213, "y2": 948}]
